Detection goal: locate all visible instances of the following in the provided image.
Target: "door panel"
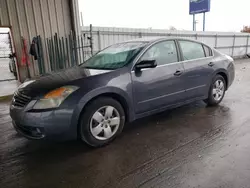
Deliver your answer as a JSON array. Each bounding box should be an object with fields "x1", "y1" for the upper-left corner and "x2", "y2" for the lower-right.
[
  {"x1": 183, "y1": 57, "x2": 214, "y2": 99},
  {"x1": 131, "y1": 40, "x2": 186, "y2": 114},
  {"x1": 178, "y1": 40, "x2": 214, "y2": 99}
]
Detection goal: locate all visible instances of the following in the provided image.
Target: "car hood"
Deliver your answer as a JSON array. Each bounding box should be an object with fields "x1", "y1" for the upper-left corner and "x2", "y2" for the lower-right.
[{"x1": 18, "y1": 66, "x2": 112, "y2": 98}]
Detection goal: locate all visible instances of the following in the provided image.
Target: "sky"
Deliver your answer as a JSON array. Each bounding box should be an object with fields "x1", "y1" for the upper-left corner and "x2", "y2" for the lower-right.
[{"x1": 78, "y1": 0, "x2": 249, "y2": 32}]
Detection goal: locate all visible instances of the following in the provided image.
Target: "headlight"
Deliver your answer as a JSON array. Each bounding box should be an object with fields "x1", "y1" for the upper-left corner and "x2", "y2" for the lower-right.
[{"x1": 33, "y1": 86, "x2": 79, "y2": 109}]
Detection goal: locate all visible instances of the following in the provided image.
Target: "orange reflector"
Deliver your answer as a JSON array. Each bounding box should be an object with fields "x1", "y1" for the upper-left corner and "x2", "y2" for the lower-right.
[{"x1": 44, "y1": 87, "x2": 66, "y2": 99}]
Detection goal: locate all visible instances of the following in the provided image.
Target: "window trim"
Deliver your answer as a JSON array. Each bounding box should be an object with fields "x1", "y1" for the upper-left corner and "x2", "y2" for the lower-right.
[{"x1": 131, "y1": 39, "x2": 181, "y2": 71}]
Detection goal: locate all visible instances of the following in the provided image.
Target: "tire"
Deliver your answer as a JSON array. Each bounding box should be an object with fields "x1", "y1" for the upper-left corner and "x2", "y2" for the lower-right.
[
  {"x1": 79, "y1": 97, "x2": 125, "y2": 147},
  {"x1": 204, "y1": 75, "x2": 226, "y2": 106}
]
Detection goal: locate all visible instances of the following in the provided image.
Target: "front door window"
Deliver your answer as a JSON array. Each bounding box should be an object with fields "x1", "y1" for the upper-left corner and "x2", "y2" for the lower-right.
[{"x1": 141, "y1": 40, "x2": 178, "y2": 65}]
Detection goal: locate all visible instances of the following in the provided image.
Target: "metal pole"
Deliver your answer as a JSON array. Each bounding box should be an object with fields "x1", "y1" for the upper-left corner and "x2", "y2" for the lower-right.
[
  {"x1": 138, "y1": 32, "x2": 142, "y2": 38},
  {"x1": 193, "y1": 14, "x2": 195, "y2": 31},
  {"x1": 73, "y1": 33, "x2": 79, "y2": 66},
  {"x1": 232, "y1": 34, "x2": 236, "y2": 57},
  {"x1": 203, "y1": 12, "x2": 205, "y2": 31},
  {"x1": 54, "y1": 33, "x2": 59, "y2": 70},
  {"x1": 47, "y1": 39, "x2": 53, "y2": 71},
  {"x1": 65, "y1": 37, "x2": 70, "y2": 67},
  {"x1": 245, "y1": 35, "x2": 249, "y2": 55},
  {"x1": 80, "y1": 12, "x2": 84, "y2": 27},
  {"x1": 90, "y1": 24, "x2": 93, "y2": 56},
  {"x1": 215, "y1": 34, "x2": 218, "y2": 49},
  {"x1": 69, "y1": 33, "x2": 74, "y2": 67},
  {"x1": 80, "y1": 34, "x2": 85, "y2": 62},
  {"x1": 62, "y1": 37, "x2": 66, "y2": 68},
  {"x1": 97, "y1": 30, "x2": 101, "y2": 52},
  {"x1": 78, "y1": 35, "x2": 82, "y2": 64},
  {"x1": 38, "y1": 36, "x2": 45, "y2": 74}
]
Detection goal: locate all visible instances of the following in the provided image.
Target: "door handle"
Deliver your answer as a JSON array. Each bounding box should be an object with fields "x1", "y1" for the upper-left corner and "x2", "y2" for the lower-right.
[
  {"x1": 208, "y1": 62, "x2": 215, "y2": 67},
  {"x1": 174, "y1": 70, "x2": 183, "y2": 76}
]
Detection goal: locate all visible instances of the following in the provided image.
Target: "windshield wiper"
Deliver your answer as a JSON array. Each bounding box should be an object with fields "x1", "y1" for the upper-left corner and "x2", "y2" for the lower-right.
[{"x1": 82, "y1": 66, "x2": 115, "y2": 70}]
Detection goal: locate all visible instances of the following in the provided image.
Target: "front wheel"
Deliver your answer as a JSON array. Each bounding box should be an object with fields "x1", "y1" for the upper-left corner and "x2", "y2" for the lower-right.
[
  {"x1": 204, "y1": 75, "x2": 226, "y2": 106},
  {"x1": 79, "y1": 97, "x2": 125, "y2": 147}
]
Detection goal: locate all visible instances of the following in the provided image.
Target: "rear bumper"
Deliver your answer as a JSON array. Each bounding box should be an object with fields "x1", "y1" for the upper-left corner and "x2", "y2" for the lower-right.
[
  {"x1": 227, "y1": 62, "x2": 235, "y2": 89},
  {"x1": 10, "y1": 103, "x2": 77, "y2": 141}
]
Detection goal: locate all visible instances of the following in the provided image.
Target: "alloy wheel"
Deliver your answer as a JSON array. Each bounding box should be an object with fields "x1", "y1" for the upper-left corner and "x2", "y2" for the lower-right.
[
  {"x1": 212, "y1": 80, "x2": 225, "y2": 101},
  {"x1": 90, "y1": 106, "x2": 120, "y2": 140}
]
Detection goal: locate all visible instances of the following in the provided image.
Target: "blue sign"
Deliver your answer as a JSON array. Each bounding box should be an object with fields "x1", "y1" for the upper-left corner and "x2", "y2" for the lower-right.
[{"x1": 189, "y1": 0, "x2": 211, "y2": 15}]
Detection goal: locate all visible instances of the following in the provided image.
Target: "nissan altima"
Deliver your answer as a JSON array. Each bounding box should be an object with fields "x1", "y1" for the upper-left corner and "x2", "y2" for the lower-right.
[{"x1": 10, "y1": 37, "x2": 235, "y2": 147}]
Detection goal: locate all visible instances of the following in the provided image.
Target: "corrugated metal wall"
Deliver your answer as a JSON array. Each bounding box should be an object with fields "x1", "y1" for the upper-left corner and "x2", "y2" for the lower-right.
[
  {"x1": 82, "y1": 26, "x2": 250, "y2": 58},
  {"x1": 0, "y1": 0, "x2": 75, "y2": 82}
]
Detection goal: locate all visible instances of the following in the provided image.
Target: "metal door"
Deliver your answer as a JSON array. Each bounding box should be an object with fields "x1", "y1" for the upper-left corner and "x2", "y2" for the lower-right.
[
  {"x1": 131, "y1": 40, "x2": 186, "y2": 114},
  {"x1": 178, "y1": 40, "x2": 214, "y2": 99}
]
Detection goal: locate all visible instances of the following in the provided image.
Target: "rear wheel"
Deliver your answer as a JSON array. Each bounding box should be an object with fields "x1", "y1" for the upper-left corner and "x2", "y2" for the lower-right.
[
  {"x1": 204, "y1": 75, "x2": 226, "y2": 106},
  {"x1": 79, "y1": 97, "x2": 125, "y2": 147}
]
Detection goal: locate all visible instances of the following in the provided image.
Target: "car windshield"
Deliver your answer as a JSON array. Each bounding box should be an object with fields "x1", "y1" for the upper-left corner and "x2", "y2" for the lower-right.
[{"x1": 80, "y1": 42, "x2": 147, "y2": 70}]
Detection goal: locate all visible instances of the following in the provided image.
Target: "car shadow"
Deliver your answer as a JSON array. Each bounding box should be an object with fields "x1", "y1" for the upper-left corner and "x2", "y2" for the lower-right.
[{"x1": 15, "y1": 101, "x2": 228, "y2": 165}]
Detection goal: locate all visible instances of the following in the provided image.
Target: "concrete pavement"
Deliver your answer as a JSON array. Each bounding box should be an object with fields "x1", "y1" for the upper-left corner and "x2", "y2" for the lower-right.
[
  {"x1": 0, "y1": 58, "x2": 19, "y2": 99},
  {"x1": 0, "y1": 80, "x2": 19, "y2": 99},
  {"x1": 0, "y1": 58, "x2": 15, "y2": 81}
]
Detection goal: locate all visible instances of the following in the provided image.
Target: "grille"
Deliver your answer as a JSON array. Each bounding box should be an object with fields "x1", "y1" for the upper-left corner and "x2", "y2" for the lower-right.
[{"x1": 12, "y1": 91, "x2": 31, "y2": 108}]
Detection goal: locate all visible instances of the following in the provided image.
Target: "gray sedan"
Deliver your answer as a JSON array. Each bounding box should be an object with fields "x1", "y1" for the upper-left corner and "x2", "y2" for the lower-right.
[{"x1": 10, "y1": 37, "x2": 235, "y2": 147}]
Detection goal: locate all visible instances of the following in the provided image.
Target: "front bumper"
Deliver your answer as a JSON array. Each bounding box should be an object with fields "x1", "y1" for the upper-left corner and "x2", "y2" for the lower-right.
[
  {"x1": 12, "y1": 121, "x2": 45, "y2": 139},
  {"x1": 10, "y1": 101, "x2": 77, "y2": 141}
]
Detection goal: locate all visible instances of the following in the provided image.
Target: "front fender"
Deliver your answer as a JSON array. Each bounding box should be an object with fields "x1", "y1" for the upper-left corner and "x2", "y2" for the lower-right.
[{"x1": 69, "y1": 86, "x2": 135, "y2": 136}]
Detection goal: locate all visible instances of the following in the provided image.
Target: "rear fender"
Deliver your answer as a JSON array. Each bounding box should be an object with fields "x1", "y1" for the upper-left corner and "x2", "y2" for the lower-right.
[{"x1": 212, "y1": 69, "x2": 229, "y2": 88}]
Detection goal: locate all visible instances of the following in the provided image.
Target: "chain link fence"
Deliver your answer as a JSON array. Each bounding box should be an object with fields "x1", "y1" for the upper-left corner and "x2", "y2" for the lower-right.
[
  {"x1": 0, "y1": 32, "x2": 16, "y2": 81},
  {"x1": 0, "y1": 33, "x2": 12, "y2": 58}
]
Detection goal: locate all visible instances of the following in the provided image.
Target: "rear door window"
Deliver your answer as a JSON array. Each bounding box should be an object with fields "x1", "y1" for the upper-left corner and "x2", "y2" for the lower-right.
[{"x1": 179, "y1": 40, "x2": 205, "y2": 61}]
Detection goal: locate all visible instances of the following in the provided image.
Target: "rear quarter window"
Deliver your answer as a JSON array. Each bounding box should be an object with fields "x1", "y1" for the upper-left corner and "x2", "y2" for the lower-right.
[{"x1": 203, "y1": 45, "x2": 213, "y2": 57}]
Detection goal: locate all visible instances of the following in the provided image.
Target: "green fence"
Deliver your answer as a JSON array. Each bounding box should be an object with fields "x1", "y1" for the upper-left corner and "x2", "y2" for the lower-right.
[{"x1": 34, "y1": 31, "x2": 93, "y2": 76}]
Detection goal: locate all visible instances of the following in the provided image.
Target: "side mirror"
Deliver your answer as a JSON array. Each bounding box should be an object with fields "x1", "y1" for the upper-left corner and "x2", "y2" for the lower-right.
[{"x1": 135, "y1": 59, "x2": 157, "y2": 70}]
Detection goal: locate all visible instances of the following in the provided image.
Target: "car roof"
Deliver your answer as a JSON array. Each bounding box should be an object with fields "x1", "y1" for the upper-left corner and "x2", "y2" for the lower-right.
[{"x1": 119, "y1": 37, "x2": 206, "y2": 45}]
